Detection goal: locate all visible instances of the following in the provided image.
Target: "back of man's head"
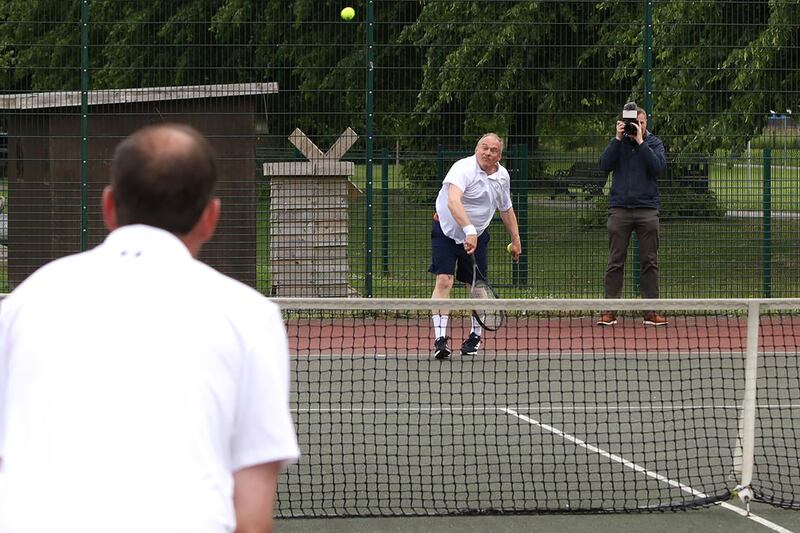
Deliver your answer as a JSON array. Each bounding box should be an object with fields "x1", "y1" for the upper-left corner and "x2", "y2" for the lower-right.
[{"x1": 110, "y1": 124, "x2": 217, "y2": 234}]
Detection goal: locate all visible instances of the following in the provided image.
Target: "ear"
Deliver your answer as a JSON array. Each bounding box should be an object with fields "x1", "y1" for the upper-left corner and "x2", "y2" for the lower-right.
[
  {"x1": 102, "y1": 186, "x2": 119, "y2": 231},
  {"x1": 180, "y1": 198, "x2": 220, "y2": 258},
  {"x1": 196, "y1": 198, "x2": 221, "y2": 244}
]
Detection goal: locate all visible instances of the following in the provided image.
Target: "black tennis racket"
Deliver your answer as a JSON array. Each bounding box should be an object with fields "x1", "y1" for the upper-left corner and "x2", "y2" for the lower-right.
[{"x1": 468, "y1": 254, "x2": 505, "y2": 331}]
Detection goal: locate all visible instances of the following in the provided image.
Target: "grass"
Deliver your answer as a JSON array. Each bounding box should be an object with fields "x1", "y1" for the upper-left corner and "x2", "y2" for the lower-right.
[
  {"x1": 255, "y1": 187, "x2": 800, "y2": 299},
  {"x1": 710, "y1": 154, "x2": 800, "y2": 212},
  {"x1": 336, "y1": 154, "x2": 800, "y2": 298}
]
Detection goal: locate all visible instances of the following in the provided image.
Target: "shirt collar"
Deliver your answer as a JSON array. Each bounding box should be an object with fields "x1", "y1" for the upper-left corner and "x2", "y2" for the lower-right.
[
  {"x1": 102, "y1": 224, "x2": 192, "y2": 260},
  {"x1": 474, "y1": 155, "x2": 501, "y2": 181}
]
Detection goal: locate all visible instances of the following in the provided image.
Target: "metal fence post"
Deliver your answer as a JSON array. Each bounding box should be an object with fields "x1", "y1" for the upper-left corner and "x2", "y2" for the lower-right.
[
  {"x1": 437, "y1": 145, "x2": 444, "y2": 181},
  {"x1": 515, "y1": 144, "x2": 529, "y2": 287},
  {"x1": 763, "y1": 148, "x2": 771, "y2": 298},
  {"x1": 643, "y1": 0, "x2": 654, "y2": 117},
  {"x1": 381, "y1": 147, "x2": 389, "y2": 276},
  {"x1": 631, "y1": 0, "x2": 654, "y2": 296},
  {"x1": 508, "y1": 144, "x2": 519, "y2": 287},
  {"x1": 80, "y1": 0, "x2": 90, "y2": 252},
  {"x1": 364, "y1": 0, "x2": 375, "y2": 297}
]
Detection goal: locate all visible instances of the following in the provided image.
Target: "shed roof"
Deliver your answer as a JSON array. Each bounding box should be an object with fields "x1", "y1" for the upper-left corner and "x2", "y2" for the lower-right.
[{"x1": 0, "y1": 82, "x2": 277, "y2": 110}]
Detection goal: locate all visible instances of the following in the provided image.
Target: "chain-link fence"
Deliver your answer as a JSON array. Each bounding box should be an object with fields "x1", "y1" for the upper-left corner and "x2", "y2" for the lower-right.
[{"x1": 1, "y1": 0, "x2": 798, "y2": 297}]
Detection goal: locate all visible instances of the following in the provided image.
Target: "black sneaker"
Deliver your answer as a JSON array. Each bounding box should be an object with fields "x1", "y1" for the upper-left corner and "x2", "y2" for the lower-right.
[
  {"x1": 433, "y1": 336, "x2": 451, "y2": 360},
  {"x1": 461, "y1": 333, "x2": 482, "y2": 356}
]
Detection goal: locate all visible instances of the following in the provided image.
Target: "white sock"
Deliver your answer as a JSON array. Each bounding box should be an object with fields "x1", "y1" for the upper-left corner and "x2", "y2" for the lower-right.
[
  {"x1": 432, "y1": 314, "x2": 449, "y2": 339},
  {"x1": 471, "y1": 316, "x2": 482, "y2": 337}
]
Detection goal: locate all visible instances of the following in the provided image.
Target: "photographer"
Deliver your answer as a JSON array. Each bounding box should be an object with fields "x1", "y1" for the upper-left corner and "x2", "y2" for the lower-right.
[{"x1": 597, "y1": 103, "x2": 667, "y2": 326}]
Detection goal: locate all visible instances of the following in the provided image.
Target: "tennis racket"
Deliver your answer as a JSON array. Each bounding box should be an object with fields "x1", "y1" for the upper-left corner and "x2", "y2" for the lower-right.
[{"x1": 468, "y1": 254, "x2": 505, "y2": 331}]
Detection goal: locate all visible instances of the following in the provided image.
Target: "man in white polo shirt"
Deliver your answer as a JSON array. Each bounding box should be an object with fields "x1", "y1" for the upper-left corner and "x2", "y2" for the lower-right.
[
  {"x1": 429, "y1": 133, "x2": 522, "y2": 359},
  {"x1": 0, "y1": 124, "x2": 300, "y2": 533}
]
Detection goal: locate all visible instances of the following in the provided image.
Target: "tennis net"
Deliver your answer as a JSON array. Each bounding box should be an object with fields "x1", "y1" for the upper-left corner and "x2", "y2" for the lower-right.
[{"x1": 274, "y1": 298, "x2": 800, "y2": 517}]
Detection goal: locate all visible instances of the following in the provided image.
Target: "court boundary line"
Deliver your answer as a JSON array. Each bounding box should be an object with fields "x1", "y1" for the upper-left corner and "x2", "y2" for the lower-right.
[{"x1": 501, "y1": 407, "x2": 793, "y2": 533}]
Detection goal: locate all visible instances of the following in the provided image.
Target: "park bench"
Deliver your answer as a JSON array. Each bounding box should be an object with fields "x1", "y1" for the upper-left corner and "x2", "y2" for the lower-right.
[{"x1": 549, "y1": 161, "x2": 609, "y2": 200}]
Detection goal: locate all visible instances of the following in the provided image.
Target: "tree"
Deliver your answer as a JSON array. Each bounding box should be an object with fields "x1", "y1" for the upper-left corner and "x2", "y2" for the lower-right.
[
  {"x1": 395, "y1": 1, "x2": 618, "y2": 196},
  {"x1": 0, "y1": 1, "x2": 84, "y2": 91},
  {"x1": 1, "y1": 0, "x2": 797, "y2": 158},
  {"x1": 599, "y1": 0, "x2": 800, "y2": 154}
]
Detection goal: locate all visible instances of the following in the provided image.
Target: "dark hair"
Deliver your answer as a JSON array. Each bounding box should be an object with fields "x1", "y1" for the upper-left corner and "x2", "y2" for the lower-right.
[{"x1": 110, "y1": 124, "x2": 217, "y2": 234}]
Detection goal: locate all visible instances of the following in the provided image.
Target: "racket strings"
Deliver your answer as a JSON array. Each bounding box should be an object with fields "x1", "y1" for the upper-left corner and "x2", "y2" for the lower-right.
[
  {"x1": 470, "y1": 281, "x2": 505, "y2": 331},
  {"x1": 469, "y1": 255, "x2": 505, "y2": 331}
]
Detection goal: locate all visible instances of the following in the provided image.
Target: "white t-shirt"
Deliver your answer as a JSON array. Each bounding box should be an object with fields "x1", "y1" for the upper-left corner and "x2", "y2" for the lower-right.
[
  {"x1": 434, "y1": 155, "x2": 513, "y2": 243},
  {"x1": 0, "y1": 225, "x2": 300, "y2": 533}
]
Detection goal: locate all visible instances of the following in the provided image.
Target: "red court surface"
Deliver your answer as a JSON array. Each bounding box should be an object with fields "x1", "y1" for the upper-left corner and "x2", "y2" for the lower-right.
[{"x1": 285, "y1": 315, "x2": 800, "y2": 356}]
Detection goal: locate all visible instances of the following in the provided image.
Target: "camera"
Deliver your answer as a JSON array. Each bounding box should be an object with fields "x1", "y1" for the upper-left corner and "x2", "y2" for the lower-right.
[{"x1": 622, "y1": 102, "x2": 639, "y2": 136}]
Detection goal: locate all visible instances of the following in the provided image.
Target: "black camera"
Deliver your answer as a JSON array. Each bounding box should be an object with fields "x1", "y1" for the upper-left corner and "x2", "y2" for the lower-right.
[{"x1": 622, "y1": 102, "x2": 639, "y2": 136}]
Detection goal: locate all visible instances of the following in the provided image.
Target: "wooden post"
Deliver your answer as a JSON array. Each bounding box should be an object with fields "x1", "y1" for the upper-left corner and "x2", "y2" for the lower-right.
[{"x1": 264, "y1": 128, "x2": 359, "y2": 297}]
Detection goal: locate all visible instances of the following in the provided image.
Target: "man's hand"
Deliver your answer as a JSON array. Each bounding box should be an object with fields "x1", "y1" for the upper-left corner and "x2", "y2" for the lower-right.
[
  {"x1": 508, "y1": 242, "x2": 522, "y2": 263},
  {"x1": 631, "y1": 121, "x2": 644, "y2": 145},
  {"x1": 615, "y1": 121, "x2": 625, "y2": 141},
  {"x1": 463, "y1": 234, "x2": 477, "y2": 254}
]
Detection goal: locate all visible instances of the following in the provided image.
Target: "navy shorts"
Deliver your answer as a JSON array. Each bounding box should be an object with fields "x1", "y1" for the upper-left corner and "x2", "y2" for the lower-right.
[{"x1": 428, "y1": 219, "x2": 490, "y2": 285}]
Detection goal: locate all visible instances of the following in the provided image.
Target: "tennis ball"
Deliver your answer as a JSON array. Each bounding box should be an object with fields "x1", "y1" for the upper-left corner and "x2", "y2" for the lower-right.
[
  {"x1": 506, "y1": 243, "x2": 513, "y2": 254},
  {"x1": 340, "y1": 7, "x2": 355, "y2": 20}
]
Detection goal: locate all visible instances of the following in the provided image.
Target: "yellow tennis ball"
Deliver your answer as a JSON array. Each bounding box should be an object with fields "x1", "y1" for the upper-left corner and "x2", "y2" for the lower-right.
[
  {"x1": 341, "y1": 7, "x2": 355, "y2": 20},
  {"x1": 506, "y1": 243, "x2": 513, "y2": 254}
]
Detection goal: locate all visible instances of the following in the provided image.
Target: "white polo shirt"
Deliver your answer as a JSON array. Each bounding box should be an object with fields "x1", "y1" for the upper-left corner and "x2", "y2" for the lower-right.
[
  {"x1": 0, "y1": 225, "x2": 300, "y2": 533},
  {"x1": 435, "y1": 155, "x2": 513, "y2": 243}
]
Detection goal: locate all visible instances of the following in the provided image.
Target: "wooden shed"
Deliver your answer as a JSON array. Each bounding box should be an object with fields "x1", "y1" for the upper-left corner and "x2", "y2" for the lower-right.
[{"x1": 0, "y1": 82, "x2": 276, "y2": 289}]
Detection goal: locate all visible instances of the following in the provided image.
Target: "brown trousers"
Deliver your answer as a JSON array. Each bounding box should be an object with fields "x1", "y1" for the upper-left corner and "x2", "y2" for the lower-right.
[{"x1": 604, "y1": 207, "x2": 660, "y2": 299}]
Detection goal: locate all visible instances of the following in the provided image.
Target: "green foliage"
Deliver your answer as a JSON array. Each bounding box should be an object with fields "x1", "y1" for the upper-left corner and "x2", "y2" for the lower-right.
[
  {"x1": 659, "y1": 187, "x2": 728, "y2": 221},
  {"x1": 0, "y1": 1, "x2": 83, "y2": 91},
  {"x1": 397, "y1": 1, "x2": 616, "y2": 192},
  {"x1": 577, "y1": 194, "x2": 609, "y2": 229},
  {"x1": 1, "y1": 0, "x2": 798, "y2": 196},
  {"x1": 579, "y1": 187, "x2": 726, "y2": 229},
  {"x1": 651, "y1": 1, "x2": 800, "y2": 154},
  {"x1": 400, "y1": 159, "x2": 438, "y2": 205},
  {"x1": 399, "y1": 1, "x2": 613, "y2": 144},
  {"x1": 749, "y1": 131, "x2": 800, "y2": 150},
  {"x1": 2, "y1": 1, "x2": 798, "y2": 149}
]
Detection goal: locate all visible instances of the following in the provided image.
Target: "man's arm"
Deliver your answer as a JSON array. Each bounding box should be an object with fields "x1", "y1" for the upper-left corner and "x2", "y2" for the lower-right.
[
  {"x1": 0, "y1": 304, "x2": 8, "y2": 468},
  {"x1": 642, "y1": 136, "x2": 667, "y2": 176},
  {"x1": 447, "y1": 185, "x2": 478, "y2": 253},
  {"x1": 599, "y1": 122, "x2": 625, "y2": 172},
  {"x1": 233, "y1": 461, "x2": 283, "y2": 533},
  {"x1": 230, "y1": 302, "x2": 299, "y2": 533},
  {"x1": 500, "y1": 207, "x2": 522, "y2": 262}
]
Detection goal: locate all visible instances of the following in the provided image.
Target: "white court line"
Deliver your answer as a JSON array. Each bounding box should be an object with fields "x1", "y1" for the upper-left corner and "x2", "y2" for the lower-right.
[{"x1": 501, "y1": 407, "x2": 793, "y2": 533}]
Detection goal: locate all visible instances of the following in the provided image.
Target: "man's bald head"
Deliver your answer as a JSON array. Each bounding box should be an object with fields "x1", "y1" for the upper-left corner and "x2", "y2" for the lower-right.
[{"x1": 110, "y1": 124, "x2": 217, "y2": 234}]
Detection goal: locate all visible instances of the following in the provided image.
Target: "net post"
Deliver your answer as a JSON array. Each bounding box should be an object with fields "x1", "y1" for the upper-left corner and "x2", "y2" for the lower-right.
[{"x1": 734, "y1": 300, "x2": 760, "y2": 514}]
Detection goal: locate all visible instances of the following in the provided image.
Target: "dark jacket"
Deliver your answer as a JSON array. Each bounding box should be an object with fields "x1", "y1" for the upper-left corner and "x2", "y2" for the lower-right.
[{"x1": 600, "y1": 132, "x2": 666, "y2": 208}]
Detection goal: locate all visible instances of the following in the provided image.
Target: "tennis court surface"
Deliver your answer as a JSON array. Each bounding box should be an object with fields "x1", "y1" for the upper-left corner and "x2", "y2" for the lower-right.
[{"x1": 274, "y1": 298, "x2": 799, "y2": 518}]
